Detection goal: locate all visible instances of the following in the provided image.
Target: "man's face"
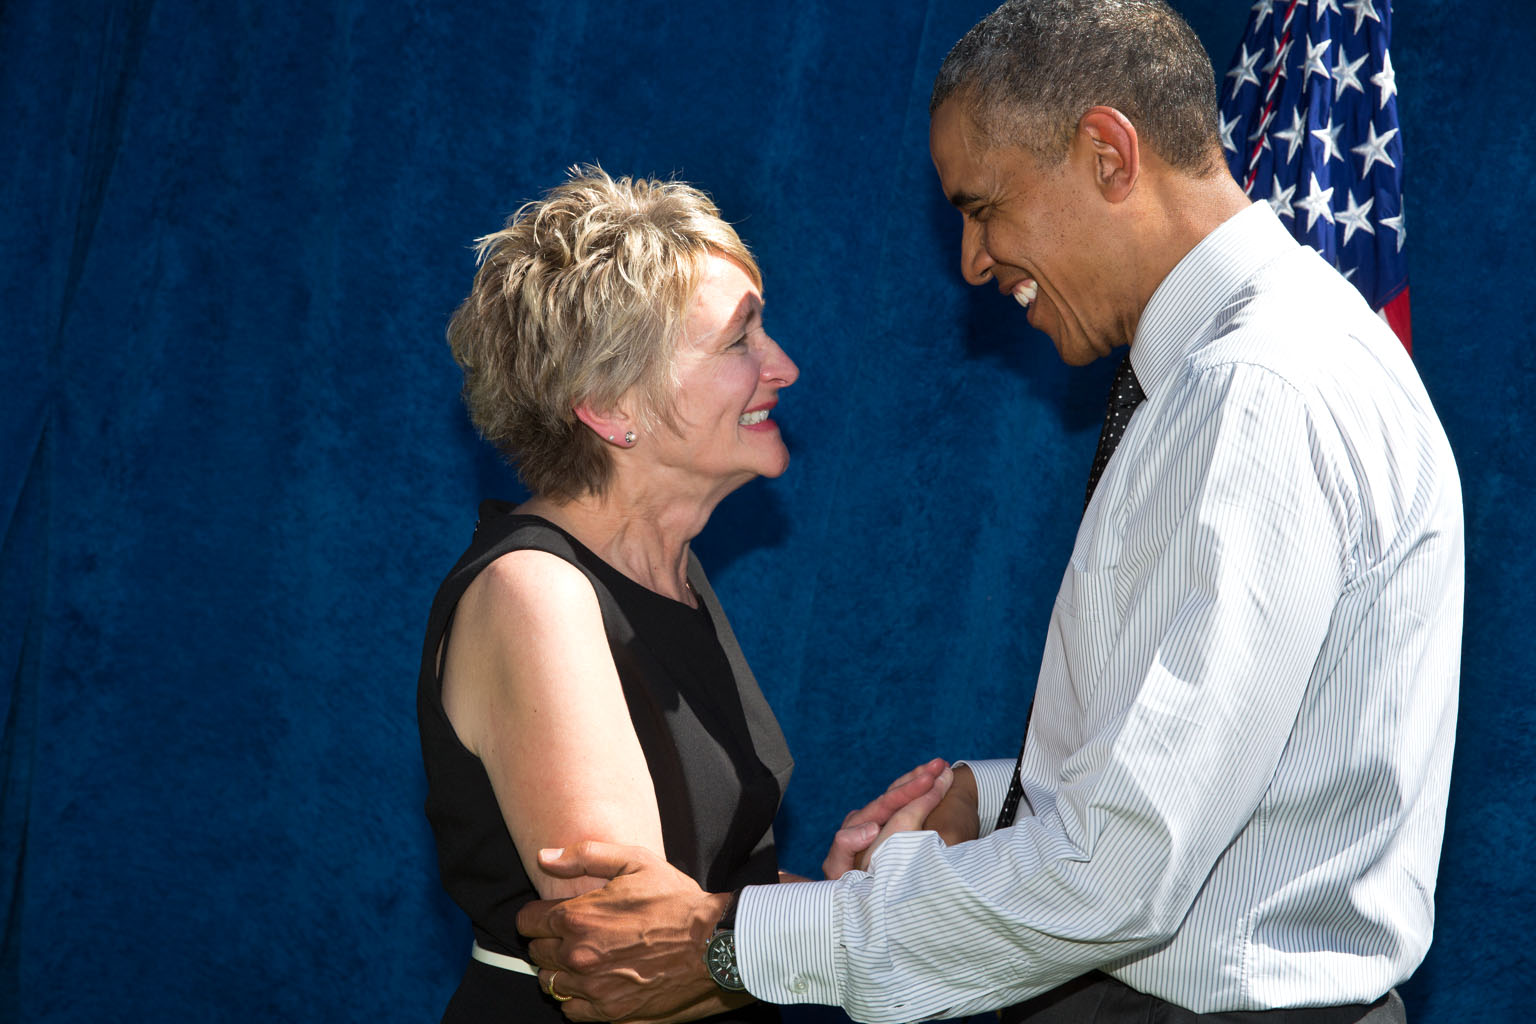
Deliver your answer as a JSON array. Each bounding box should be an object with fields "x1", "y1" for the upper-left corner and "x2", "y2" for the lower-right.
[{"x1": 929, "y1": 100, "x2": 1120, "y2": 366}]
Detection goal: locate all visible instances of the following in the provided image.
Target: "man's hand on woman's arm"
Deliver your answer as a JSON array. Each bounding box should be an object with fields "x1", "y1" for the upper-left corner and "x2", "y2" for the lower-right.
[{"x1": 517, "y1": 842, "x2": 749, "y2": 1024}]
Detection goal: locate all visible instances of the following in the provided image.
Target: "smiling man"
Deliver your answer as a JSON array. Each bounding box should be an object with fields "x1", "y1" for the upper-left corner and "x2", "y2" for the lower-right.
[{"x1": 516, "y1": 3, "x2": 1463, "y2": 1022}]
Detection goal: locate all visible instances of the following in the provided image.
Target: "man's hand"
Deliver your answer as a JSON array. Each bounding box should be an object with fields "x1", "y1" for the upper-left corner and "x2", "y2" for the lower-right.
[
  {"x1": 922, "y1": 762, "x2": 979, "y2": 847},
  {"x1": 823, "y1": 759, "x2": 956, "y2": 879},
  {"x1": 516, "y1": 842, "x2": 751, "y2": 1023}
]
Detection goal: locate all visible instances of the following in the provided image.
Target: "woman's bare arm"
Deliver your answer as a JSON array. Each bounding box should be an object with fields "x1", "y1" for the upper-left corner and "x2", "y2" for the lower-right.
[{"x1": 440, "y1": 549, "x2": 665, "y2": 900}]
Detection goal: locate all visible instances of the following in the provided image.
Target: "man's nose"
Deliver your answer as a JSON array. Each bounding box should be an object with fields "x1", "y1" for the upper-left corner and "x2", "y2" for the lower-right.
[{"x1": 960, "y1": 221, "x2": 995, "y2": 286}]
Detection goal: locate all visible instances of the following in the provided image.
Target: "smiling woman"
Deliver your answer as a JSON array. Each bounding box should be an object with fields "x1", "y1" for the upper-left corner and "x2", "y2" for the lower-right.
[
  {"x1": 642, "y1": 255, "x2": 797, "y2": 491},
  {"x1": 417, "y1": 167, "x2": 797, "y2": 1024}
]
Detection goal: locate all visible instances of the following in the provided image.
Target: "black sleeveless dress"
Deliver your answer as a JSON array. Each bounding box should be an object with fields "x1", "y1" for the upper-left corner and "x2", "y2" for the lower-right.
[{"x1": 418, "y1": 503, "x2": 793, "y2": 1023}]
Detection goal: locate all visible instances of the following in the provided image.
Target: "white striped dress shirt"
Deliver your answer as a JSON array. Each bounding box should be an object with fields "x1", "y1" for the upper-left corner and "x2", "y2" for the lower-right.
[{"x1": 737, "y1": 202, "x2": 1463, "y2": 1021}]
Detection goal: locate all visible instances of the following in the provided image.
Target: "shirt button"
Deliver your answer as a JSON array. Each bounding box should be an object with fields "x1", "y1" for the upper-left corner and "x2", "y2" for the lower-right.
[{"x1": 790, "y1": 976, "x2": 809, "y2": 994}]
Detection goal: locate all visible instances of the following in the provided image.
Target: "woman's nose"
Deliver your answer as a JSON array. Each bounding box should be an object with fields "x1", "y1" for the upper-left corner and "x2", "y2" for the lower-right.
[{"x1": 761, "y1": 337, "x2": 798, "y2": 387}]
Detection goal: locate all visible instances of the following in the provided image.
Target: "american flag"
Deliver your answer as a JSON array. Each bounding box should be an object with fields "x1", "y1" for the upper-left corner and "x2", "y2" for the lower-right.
[{"x1": 1219, "y1": 0, "x2": 1411, "y2": 352}]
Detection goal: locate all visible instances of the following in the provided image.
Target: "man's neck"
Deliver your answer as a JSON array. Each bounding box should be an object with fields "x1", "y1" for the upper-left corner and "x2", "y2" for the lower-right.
[{"x1": 1118, "y1": 165, "x2": 1254, "y2": 344}]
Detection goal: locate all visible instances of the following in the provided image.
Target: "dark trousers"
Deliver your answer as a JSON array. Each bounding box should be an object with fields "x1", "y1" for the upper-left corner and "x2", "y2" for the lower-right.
[{"x1": 1001, "y1": 972, "x2": 1407, "y2": 1024}]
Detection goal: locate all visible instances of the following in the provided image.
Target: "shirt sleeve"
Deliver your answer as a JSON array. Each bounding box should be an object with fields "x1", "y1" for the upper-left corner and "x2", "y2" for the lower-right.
[
  {"x1": 736, "y1": 757, "x2": 1016, "y2": 1008},
  {"x1": 736, "y1": 363, "x2": 1354, "y2": 1023},
  {"x1": 955, "y1": 758, "x2": 1015, "y2": 839}
]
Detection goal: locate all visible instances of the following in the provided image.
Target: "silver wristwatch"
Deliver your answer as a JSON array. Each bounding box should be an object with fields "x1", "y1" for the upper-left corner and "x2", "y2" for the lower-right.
[{"x1": 703, "y1": 890, "x2": 745, "y2": 992}]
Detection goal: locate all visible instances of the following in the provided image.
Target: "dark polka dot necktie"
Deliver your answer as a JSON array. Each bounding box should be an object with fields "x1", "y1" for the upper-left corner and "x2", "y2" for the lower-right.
[
  {"x1": 1083, "y1": 354, "x2": 1147, "y2": 511},
  {"x1": 995, "y1": 352, "x2": 1146, "y2": 831}
]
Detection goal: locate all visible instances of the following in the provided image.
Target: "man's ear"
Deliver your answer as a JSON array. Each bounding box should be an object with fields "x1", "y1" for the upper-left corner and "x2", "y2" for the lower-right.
[
  {"x1": 1078, "y1": 106, "x2": 1139, "y2": 203},
  {"x1": 573, "y1": 401, "x2": 634, "y2": 446}
]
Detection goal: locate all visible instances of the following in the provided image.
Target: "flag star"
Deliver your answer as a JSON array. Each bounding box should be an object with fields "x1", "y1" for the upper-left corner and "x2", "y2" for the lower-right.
[
  {"x1": 1343, "y1": 264, "x2": 1359, "y2": 281},
  {"x1": 1227, "y1": 43, "x2": 1264, "y2": 98},
  {"x1": 1372, "y1": 50, "x2": 1398, "y2": 107},
  {"x1": 1315, "y1": 0, "x2": 1343, "y2": 16},
  {"x1": 1351, "y1": 121, "x2": 1399, "y2": 176},
  {"x1": 1333, "y1": 50, "x2": 1369, "y2": 99},
  {"x1": 1247, "y1": 107, "x2": 1276, "y2": 142},
  {"x1": 1252, "y1": 0, "x2": 1275, "y2": 23},
  {"x1": 1380, "y1": 206, "x2": 1407, "y2": 252},
  {"x1": 1303, "y1": 37, "x2": 1333, "y2": 87},
  {"x1": 1268, "y1": 180, "x2": 1297, "y2": 220},
  {"x1": 1273, "y1": 106, "x2": 1308, "y2": 163},
  {"x1": 1219, "y1": 111, "x2": 1241, "y2": 153},
  {"x1": 1344, "y1": 0, "x2": 1382, "y2": 34},
  {"x1": 1335, "y1": 189, "x2": 1376, "y2": 245},
  {"x1": 1311, "y1": 115, "x2": 1346, "y2": 165},
  {"x1": 1296, "y1": 173, "x2": 1336, "y2": 231},
  {"x1": 1263, "y1": 37, "x2": 1294, "y2": 78}
]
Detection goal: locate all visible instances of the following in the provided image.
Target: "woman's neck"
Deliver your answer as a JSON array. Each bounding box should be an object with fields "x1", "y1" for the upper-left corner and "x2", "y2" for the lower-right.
[{"x1": 517, "y1": 484, "x2": 716, "y2": 606}]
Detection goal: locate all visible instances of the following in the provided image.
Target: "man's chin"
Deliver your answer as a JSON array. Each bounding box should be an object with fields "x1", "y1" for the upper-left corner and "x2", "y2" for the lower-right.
[
  {"x1": 1053, "y1": 341, "x2": 1100, "y2": 367},
  {"x1": 1051, "y1": 332, "x2": 1120, "y2": 367}
]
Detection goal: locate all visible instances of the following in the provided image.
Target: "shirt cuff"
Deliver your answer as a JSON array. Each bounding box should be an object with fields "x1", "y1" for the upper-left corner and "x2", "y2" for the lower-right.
[
  {"x1": 955, "y1": 757, "x2": 1016, "y2": 838},
  {"x1": 736, "y1": 879, "x2": 841, "y2": 1005}
]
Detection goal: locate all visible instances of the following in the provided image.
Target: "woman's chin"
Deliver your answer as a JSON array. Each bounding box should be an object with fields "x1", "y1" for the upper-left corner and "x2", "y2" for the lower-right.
[{"x1": 759, "y1": 446, "x2": 791, "y2": 479}]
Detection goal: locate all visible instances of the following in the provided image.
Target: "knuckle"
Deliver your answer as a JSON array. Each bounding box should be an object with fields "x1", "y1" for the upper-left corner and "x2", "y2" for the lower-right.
[{"x1": 566, "y1": 944, "x2": 601, "y2": 973}]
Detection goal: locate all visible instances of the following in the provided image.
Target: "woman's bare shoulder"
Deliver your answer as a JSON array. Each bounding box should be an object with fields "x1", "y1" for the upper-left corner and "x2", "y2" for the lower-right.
[{"x1": 460, "y1": 547, "x2": 597, "y2": 627}]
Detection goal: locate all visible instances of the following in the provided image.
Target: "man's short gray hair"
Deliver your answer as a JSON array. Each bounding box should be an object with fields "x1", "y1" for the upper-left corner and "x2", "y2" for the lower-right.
[{"x1": 931, "y1": 0, "x2": 1223, "y2": 174}]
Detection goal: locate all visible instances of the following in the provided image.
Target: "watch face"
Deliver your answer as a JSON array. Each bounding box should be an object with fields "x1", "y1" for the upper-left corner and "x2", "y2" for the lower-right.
[{"x1": 704, "y1": 931, "x2": 745, "y2": 991}]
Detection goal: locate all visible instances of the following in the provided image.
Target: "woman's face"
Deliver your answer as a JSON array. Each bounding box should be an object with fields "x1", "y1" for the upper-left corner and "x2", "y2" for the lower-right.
[{"x1": 648, "y1": 253, "x2": 798, "y2": 495}]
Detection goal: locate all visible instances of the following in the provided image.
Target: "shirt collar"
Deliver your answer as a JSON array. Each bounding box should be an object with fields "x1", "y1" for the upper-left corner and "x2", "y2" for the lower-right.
[{"x1": 1128, "y1": 201, "x2": 1296, "y2": 397}]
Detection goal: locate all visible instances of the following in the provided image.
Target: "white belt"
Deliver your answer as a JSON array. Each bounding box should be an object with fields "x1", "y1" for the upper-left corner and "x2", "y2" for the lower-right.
[{"x1": 471, "y1": 940, "x2": 538, "y2": 976}]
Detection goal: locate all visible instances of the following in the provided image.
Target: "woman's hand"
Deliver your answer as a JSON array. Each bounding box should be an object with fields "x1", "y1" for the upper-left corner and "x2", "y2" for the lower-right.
[{"x1": 822, "y1": 759, "x2": 962, "y2": 879}]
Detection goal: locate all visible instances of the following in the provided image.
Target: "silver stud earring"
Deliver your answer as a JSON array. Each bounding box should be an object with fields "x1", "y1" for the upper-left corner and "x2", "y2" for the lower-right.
[
  {"x1": 608, "y1": 434, "x2": 615, "y2": 441},
  {"x1": 624, "y1": 431, "x2": 636, "y2": 445}
]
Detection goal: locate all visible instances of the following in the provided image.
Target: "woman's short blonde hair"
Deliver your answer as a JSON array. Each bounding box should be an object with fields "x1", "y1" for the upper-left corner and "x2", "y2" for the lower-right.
[{"x1": 447, "y1": 166, "x2": 761, "y2": 500}]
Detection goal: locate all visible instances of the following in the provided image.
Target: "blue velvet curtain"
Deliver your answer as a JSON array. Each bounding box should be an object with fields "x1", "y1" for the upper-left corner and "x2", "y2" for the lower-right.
[{"x1": 3, "y1": 2, "x2": 1530, "y2": 1021}]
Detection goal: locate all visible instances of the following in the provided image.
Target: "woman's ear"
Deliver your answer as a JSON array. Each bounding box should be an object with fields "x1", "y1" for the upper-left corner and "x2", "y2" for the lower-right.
[{"x1": 574, "y1": 401, "x2": 634, "y2": 446}]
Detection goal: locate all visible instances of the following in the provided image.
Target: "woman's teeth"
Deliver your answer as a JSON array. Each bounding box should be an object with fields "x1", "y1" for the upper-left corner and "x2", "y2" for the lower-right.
[
  {"x1": 739, "y1": 409, "x2": 770, "y2": 425},
  {"x1": 1014, "y1": 280, "x2": 1039, "y2": 308}
]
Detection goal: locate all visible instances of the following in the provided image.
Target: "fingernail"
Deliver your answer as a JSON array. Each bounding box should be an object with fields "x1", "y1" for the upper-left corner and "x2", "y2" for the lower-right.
[
  {"x1": 860, "y1": 822, "x2": 879, "y2": 839},
  {"x1": 539, "y1": 847, "x2": 564, "y2": 861}
]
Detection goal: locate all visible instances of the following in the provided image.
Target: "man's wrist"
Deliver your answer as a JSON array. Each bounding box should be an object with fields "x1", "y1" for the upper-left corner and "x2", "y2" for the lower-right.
[
  {"x1": 714, "y1": 888, "x2": 741, "y2": 931},
  {"x1": 956, "y1": 758, "x2": 1015, "y2": 837},
  {"x1": 702, "y1": 889, "x2": 746, "y2": 991},
  {"x1": 919, "y1": 763, "x2": 980, "y2": 847}
]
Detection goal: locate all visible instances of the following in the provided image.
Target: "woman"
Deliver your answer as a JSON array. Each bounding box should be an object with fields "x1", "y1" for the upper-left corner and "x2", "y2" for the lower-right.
[{"x1": 417, "y1": 166, "x2": 797, "y2": 1023}]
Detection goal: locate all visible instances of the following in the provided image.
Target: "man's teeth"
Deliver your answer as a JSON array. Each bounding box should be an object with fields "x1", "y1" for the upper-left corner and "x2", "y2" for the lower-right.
[
  {"x1": 1014, "y1": 280, "x2": 1039, "y2": 308},
  {"x1": 739, "y1": 410, "x2": 770, "y2": 426}
]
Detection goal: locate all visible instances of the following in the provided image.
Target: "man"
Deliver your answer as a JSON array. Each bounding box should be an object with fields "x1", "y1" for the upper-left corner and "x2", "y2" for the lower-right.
[{"x1": 517, "y1": 2, "x2": 1463, "y2": 1022}]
